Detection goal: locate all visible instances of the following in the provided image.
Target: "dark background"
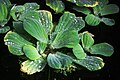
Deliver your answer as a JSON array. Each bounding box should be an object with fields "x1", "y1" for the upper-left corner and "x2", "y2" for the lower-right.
[{"x1": 0, "y1": 0, "x2": 120, "y2": 80}]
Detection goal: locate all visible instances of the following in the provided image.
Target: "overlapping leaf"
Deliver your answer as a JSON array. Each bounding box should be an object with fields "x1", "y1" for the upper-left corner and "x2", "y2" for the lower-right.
[
  {"x1": 0, "y1": 26, "x2": 10, "y2": 33},
  {"x1": 24, "y1": 3, "x2": 40, "y2": 11},
  {"x1": 37, "y1": 41, "x2": 47, "y2": 54}
]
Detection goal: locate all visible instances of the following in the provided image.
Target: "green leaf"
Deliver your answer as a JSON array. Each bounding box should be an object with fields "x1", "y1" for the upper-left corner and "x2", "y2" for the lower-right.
[
  {"x1": 100, "y1": 4, "x2": 119, "y2": 16},
  {"x1": 0, "y1": 26, "x2": 10, "y2": 33},
  {"x1": 85, "y1": 14, "x2": 101, "y2": 26},
  {"x1": 73, "y1": 6, "x2": 91, "y2": 15},
  {"x1": 38, "y1": 10, "x2": 54, "y2": 34},
  {"x1": 81, "y1": 31, "x2": 94, "y2": 50},
  {"x1": 101, "y1": 18, "x2": 115, "y2": 26},
  {"x1": 23, "y1": 18, "x2": 48, "y2": 43},
  {"x1": 97, "y1": 0, "x2": 109, "y2": 6},
  {"x1": 74, "y1": 56, "x2": 105, "y2": 71},
  {"x1": 55, "y1": 12, "x2": 85, "y2": 33},
  {"x1": 90, "y1": 43, "x2": 114, "y2": 56},
  {"x1": 73, "y1": 44, "x2": 86, "y2": 59},
  {"x1": 4, "y1": 31, "x2": 33, "y2": 55},
  {"x1": 0, "y1": 0, "x2": 11, "y2": 6},
  {"x1": 23, "y1": 45, "x2": 41, "y2": 60},
  {"x1": 21, "y1": 59, "x2": 47, "y2": 75},
  {"x1": 51, "y1": 30, "x2": 79, "y2": 49},
  {"x1": 46, "y1": 0, "x2": 65, "y2": 13},
  {"x1": 47, "y1": 52, "x2": 73, "y2": 69},
  {"x1": 66, "y1": 0, "x2": 76, "y2": 3},
  {"x1": 24, "y1": 3, "x2": 40, "y2": 11},
  {"x1": 37, "y1": 41, "x2": 47, "y2": 54}
]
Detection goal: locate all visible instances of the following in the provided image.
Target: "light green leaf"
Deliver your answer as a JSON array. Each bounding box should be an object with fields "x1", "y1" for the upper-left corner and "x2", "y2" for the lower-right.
[
  {"x1": 101, "y1": 18, "x2": 115, "y2": 26},
  {"x1": 51, "y1": 30, "x2": 79, "y2": 49},
  {"x1": 47, "y1": 52, "x2": 73, "y2": 69},
  {"x1": 66, "y1": 0, "x2": 76, "y2": 3},
  {"x1": 81, "y1": 31, "x2": 94, "y2": 50},
  {"x1": 23, "y1": 45, "x2": 41, "y2": 60},
  {"x1": 38, "y1": 10, "x2": 53, "y2": 34},
  {"x1": 0, "y1": 26, "x2": 10, "y2": 33},
  {"x1": 37, "y1": 41, "x2": 47, "y2": 54},
  {"x1": 46, "y1": 0, "x2": 65, "y2": 13},
  {"x1": 90, "y1": 43, "x2": 114, "y2": 56},
  {"x1": 55, "y1": 12, "x2": 85, "y2": 33},
  {"x1": 85, "y1": 14, "x2": 101, "y2": 26},
  {"x1": 24, "y1": 3, "x2": 40, "y2": 11},
  {"x1": 0, "y1": 0, "x2": 11, "y2": 6},
  {"x1": 73, "y1": 44, "x2": 86, "y2": 59},
  {"x1": 74, "y1": 56, "x2": 105, "y2": 71},
  {"x1": 21, "y1": 59, "x2": 47, "y2": 75},
  {"x1": 4, "y1": 31, "x2": 33, "y2": 55},
  {"x1": 23, "y1": 18, "x2": 48, "y2": 43},
  {"x1": 100, "y1": 4, "x2": 119, "y2": 16}
]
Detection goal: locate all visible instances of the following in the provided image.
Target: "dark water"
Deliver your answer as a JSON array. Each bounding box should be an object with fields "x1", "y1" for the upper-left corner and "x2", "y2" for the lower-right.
[{"x1": 0, "y1": 0, "x2": 120, "y2": 80}]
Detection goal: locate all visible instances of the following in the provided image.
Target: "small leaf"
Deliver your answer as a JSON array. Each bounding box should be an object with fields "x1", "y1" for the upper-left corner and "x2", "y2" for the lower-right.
[
  {"x1": 100, "y1": 4, "x2": 119, "y2": 16},
  {"x1": 24, "y1": 3, "x2": 40, "y2": 11},
  {"x1": 90, "y1": 43, "x2": 114, "y2": 56},
  {"x1": 47, "y1": 52, "x2": 73, "y2": 69},
  {"x1": 85, "y1": 14, "x2": 101, "y2": 26},
  {"x1": 55, "y1": 12, "x2": 85, "y2": 33},
  {"x1": 0, "y1": 0, "x2": 11, "y2": 6},
  {"x1": 23, "y1": 45, "x2": 41, "y2": 60},
  {"x1": 4, "y1": 31, "x2": 33, "y2": 55},
  {"x1": 37, "y1": 41, "x2": 47, "y2": 54},
  {"x1": 81, "y1": 31, "x2": 94, "y2": 50},
  {"x1": 73, "y1": 44, "x2": 86, "y2": 59},
  {"x1": 46, "y1": 0, "x2": 65, "y2": 13},
  {"x1": 101, "y1": 17, "x2": 115, "y2": 26},
  {"x1": 21, "y1": 59, "x2": 46, "y2": 75},
  {"x1": 74, "y1": 56, "x2": 105, "y2": 71},
  {"x1": 23, "y1": 18, "x2": 48, "y2": 43},
  {"x1": 51, "y1": 30, "x2": 79, "y2": 49},
  {"x1": 0, "y1": 26, "x2": 10, "y2": 33}
]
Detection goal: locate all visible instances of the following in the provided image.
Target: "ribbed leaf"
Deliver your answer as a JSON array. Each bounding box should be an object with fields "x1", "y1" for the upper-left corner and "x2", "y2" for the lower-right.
[
  {"x1": 85, "y1": 14, "x2": 101, "y2": 26},
  {"x1": 23, "y1": 18, "x2": 48, "y2": 43},
  {"x1": 23, "y1": 45, "x2": 41, "y2": 60},
  {"x1": 21, "y1": 59, "x2": 46, "y2": 75},
  {"x1": 24, "y1": 3, "x2": 40, "y2": 11},
  {"x1": 100, "y1": 4, "x2": 119, "y2": 16},
  {"x1": 81, "y1": 31, "x2": 94, "y2": 50},
  {"x1": 46, "y1": 0, "x2": 65, "y2": 13},
  {"x1": 101, "y1": 18, "x2": 115, "y2": 26},
  {"x1": 55, "y1": 12, "x2": 85, "y2": 33},
  {"x1": 90, "y1": 43, "x2": 114, "y2": 56},
  {"x1": 37, "y1": 41, "x2": 47, "y2": 54},
  {"x1": 73, "y1": 44, "x2": 86, "y2": 59},
  {"x1": 4, "y1": 31, "x2": 33, "y2": 55},
  {"x1": 51, "y1": 30, "x2": 79, "y2": 49},
  {"x1": 74, "y1": 56, "x2": 104, "y2": 71},
  {"x1": 0, "y1": 0, "x2": 11, "y2": 6},
  {"x1": 38, "y1": 10, "x2": 53, "y2": 34},
  {"x1": 47, "y1": 52, "x2": 73, "y2": 69},
  {"x1": 0, "y1": 26, "x2": 10, "y2": 33}
]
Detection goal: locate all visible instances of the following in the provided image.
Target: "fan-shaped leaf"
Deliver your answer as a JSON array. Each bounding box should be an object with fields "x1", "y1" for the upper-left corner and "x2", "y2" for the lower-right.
[
  {"x1": 101, "y1": 18, "x2": 115, "y2": 26},
  {"x1": 4, "y1": 31, "x2": 33, "y2": 55},
  {"x1": 23, "y1": 18, "x2": 48, "y2": 43},
  {"x1": 21, "y1": 59, "x2": 46, "y2": 75},
  {"x1": 0, "y1": 26, "x2": 10, "y2": 33},
  {"x1": 73, "y1": 44, "x2": 86, "y2": 59},
  {"x1": 51, "y1": 30, "x2": 79, "y2": 49},
  {"x1": 90, "y1": 43, "x2": 114, "y2": 56},
  {"x1": 47, "y1": 52, "x2": 73, "y2": 69},
  {"x1": 46, "y1": 0, "x2": 65, "y2": 13},
  {"x1": 74, "y1": 56, "x2": 104, "y2": 71}
]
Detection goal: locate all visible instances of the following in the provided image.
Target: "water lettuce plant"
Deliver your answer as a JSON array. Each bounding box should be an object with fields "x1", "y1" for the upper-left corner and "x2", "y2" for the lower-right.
[{"x1": 0, "y1": 0, "x2": 119, "y2": 76}]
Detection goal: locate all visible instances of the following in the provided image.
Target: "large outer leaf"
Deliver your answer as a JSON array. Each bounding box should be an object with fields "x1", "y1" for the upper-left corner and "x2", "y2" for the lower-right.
[
  {"x1": 4, "y1": 31, "x2": 33, "y2": 55},
  {"x1": 21, "y1": 59, "x2": 47, "y2": 75},
  {"x1": 73, "y1": 44, "x2": 86, "y2": 59},
  {"x1": 47, "y1": 52, "x2": 73, "y2": 69},
  {"x1": 90, "y1": 43, "x2": 114, "y2": 56},
  {"x1": 23, "y1": 18, "x2": 48, "y2": 43},
  {"x1": 101, "y1": 18, "x2": 115, "y2": 26},
  {"x1": 100, "y1": 4, "x2": 119, "y2": 16},
  {"x1": 85, "y1": 14, "x2": 101, "y2": 26},
  {"x1": 46, "y1": 0, "x2": 65, "y2": 13},
  {"x1": 38, "y1": 10, "x2": 53, "y2": 34},
  {"x1": 23, "y1": 45, "x2": 41, "y2": 60},
  {"x1": 74, "y1": 56, "x2": 104, "y2": 71},
  {"x1": 51, "y1": 30, "x2": 79, "y2": 49},
  {"x1": 81, "y1": 31, "x2": 94, "y2": 50},
  {"x1": 55, "y1": 12, "x2": 85, "y2": 33},
  {"x1": 0, "y1": 26, "x2": 10, "y2": 33}
]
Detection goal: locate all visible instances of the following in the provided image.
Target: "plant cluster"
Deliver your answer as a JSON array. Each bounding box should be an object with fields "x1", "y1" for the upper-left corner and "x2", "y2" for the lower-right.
[{"x1": 0, "y1": 0, "x2": 119, "y2": 76}]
